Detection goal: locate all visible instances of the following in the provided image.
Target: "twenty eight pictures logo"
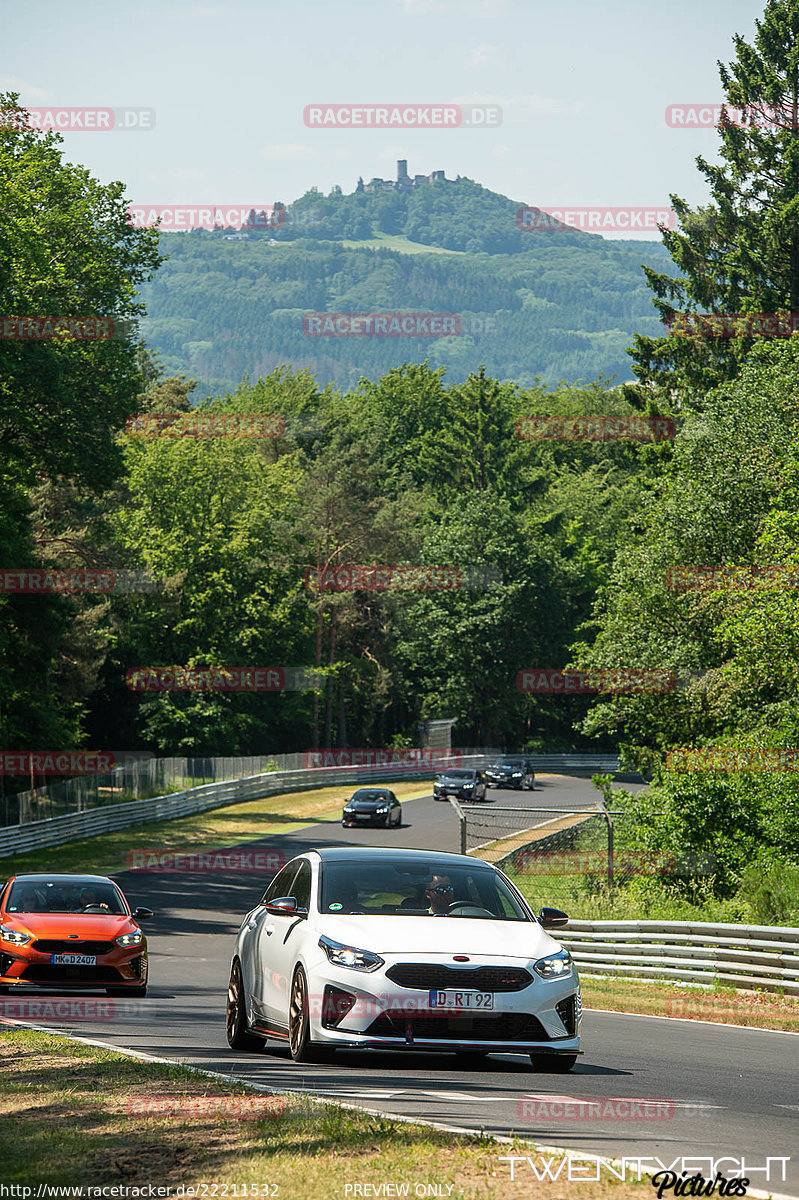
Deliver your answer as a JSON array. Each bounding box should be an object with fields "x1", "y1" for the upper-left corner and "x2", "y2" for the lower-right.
[
  {"x1": 0, "y1": 106, "x2": 155, "y2": 132},
  {"x1": 304, "y1": 103, "x2": 501, "y2": 128}
]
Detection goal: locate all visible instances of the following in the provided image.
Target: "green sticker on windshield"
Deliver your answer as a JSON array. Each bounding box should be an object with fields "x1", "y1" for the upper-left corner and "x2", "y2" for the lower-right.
[{"x1": 329, "y1": 902, "x2": 343, "y2": 911}]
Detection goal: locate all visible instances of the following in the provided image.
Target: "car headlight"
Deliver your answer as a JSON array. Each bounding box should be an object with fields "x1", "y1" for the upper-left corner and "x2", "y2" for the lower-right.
[
  {"x1": 462, "y1": 781, "x2": 474, "y2": 788},
  {"x1": 512, "y1": 771, "x2": 522, "y2": 776},
  {"x1": 0, "y1": 924, "x2": 31, "y2": 946},
  {"x1": 533, "y1": 949, "x2": 572, "y2": 979},
  {"x1": 376, "y1": 806, "x2": 389, "y2": 813},
  {"x1": 319, "y1": 935, "x2": 384, "y2": 972},
  {"x1": 115, "y1": 930, "x2": 143, "y2": 947}
]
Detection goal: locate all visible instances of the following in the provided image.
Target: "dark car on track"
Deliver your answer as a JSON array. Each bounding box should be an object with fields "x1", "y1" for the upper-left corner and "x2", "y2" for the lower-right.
[
  {"x1": 342, "y1": 788, "x2": 402, "y2": 828},
  {"x1": 485, "y1": 756, "x2": 536, "y2": 791},
  {"x1": 433, "y1": 768, "x2": 487, "y2": 803},
  {"x1": 0, "y1": 873, "x2": 153, "y2": 995}
]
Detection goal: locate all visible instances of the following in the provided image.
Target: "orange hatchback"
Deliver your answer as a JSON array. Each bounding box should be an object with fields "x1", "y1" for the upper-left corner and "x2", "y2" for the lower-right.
[{"x1": 0, "y1": 873, "x2": 152, "y2": 995}]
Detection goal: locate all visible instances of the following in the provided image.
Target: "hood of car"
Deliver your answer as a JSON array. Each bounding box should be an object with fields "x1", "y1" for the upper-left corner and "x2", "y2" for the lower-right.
[
  {"x1": 316, "y1": 914, "x2": 560, "y2": 959},
  {"x1": 2, "y1": 913, "x2": 135, "y2": 939}
]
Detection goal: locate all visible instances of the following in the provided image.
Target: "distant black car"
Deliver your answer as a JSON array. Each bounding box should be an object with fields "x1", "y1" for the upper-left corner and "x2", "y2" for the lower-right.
[
  {"x1": 433, "y1": 768, "x2": 487, "y2": 803},
  {"x1": 485, "y1": 756, "x2": 536, "y2": 790},
  {"x1": 342, "y1": 788, "x2": 402, "y2": 828}
]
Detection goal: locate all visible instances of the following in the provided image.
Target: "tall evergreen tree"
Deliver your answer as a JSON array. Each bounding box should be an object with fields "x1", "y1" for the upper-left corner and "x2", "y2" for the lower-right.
[{"x1": 629, "y1": 0, "x2": 799, "y2": 401}]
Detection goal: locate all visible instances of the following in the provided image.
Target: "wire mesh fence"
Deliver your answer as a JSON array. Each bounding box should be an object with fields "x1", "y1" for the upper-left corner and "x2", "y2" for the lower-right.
[{"x1": 453, "y1": 798, "x2": 686, "y2": 915}]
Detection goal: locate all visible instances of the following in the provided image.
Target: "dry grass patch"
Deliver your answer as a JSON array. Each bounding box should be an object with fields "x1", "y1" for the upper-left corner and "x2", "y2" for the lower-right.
[
  {"x1": 0, "y1": 1030, "x2": 653, "y2": 1199},
  {"x1": 582, "y1": 976, "x2": 799, "y2": 1032}
]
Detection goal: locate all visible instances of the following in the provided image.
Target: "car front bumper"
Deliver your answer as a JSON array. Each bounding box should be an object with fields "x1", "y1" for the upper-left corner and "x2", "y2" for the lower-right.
[{"x1": 303, "y1": 951, "x2": 581, "y2": 1053}]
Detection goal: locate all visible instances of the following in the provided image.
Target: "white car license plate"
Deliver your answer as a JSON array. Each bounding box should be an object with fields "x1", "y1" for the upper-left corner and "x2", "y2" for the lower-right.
[
  {"x1": 51, "y1": 953, "x2": 96, "y2": 966},
  {"x1": 429, "y1": 989, "x2": 493, "y2": 1010}
]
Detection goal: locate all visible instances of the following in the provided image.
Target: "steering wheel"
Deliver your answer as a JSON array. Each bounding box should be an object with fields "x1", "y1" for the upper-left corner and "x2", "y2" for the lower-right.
[
  {"x1": 446, "y1": 901, "x2": 495, "y2": 917},
  {"x1": 81, "y1": 904, "x2": 108, "y2": 913}
]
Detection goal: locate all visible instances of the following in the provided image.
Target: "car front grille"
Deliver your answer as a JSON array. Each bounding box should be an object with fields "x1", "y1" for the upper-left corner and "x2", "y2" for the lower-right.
[
  {"x1": 386, "y1": 964, "x2": 533, "y2": 992},
  {"x1": 365, "y1": 1011, "x2": 549, "y2": 1042},
  {"x1": 32, "y1": 940, "x2": 116, "y2": 955},
  {"x1": 556, "y1": 993, "x2": 578, "y2": 1037},
  {"x1": 0, "y1": 953, "x2": 14, "y2": 976},
  {"x1": 20, "y1": 965, "x2": 122, "y2": 982}
]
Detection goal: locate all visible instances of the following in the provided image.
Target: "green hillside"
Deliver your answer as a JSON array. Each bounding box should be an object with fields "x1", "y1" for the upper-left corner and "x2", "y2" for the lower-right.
[{"x1": 138, "y1": 174, "x2": 674, "y2": 396}]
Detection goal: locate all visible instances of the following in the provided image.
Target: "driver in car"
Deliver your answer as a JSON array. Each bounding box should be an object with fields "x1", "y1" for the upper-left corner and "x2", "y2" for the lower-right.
[
  {"x1": 79, "y1": 887, "x2": 110, "y2": 912},
  {"x1": 425, "y1": 874, "x2": 454, "y2": 915}
]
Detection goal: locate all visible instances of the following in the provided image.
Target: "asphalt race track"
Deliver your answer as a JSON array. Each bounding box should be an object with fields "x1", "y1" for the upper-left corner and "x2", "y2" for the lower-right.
[{"x1": 3, "y1": 775, "x2": 797, "y2": 1195}]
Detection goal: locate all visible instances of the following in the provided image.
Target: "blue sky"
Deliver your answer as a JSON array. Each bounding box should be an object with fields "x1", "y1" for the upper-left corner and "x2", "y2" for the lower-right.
[{"x1": 2, "y1": 0, "x2": 766, "y2": 240}]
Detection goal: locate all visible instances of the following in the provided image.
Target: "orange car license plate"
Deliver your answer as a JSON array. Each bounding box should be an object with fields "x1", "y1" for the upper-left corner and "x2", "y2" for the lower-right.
[{"x1": 51, "y1": 953, "x2": 96, "y2": 966}]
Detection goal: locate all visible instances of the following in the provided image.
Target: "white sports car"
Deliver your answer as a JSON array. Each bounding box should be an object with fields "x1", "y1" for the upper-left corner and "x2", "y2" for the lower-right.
[{"x1": 226, "y1": 847, "x2": 581, "y2": 1069}]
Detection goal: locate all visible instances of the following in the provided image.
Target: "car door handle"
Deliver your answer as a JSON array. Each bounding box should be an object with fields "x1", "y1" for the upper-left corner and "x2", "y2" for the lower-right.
[{"x1": 246, "y1": 919, "x2": 258, "y2": 929}]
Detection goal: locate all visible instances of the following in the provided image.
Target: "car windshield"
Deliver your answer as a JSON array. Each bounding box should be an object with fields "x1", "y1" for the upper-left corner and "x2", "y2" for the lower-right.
[
  {"x1": 439, "y1": 770, "x2": 473, "y2": 779},
  {"x1": 350, "y1": 791, "x2": 387, "y2": 802},
  {"x1": 319, "y1": 859, "x2": 529, "y2": 920},
  {"x1": 7, "y1": 880, "x2": 127, "y2": 915}
]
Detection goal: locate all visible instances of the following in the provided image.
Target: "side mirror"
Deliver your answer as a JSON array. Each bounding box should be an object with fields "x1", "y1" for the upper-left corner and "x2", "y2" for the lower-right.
[
  {"x1": 265, "y1": 896, "x2": 308, "y2": 918},
  {"x1": 539, "y1": 906, "x2": 569, "y2": 929},
  {"x1": 132, "y1": 907, "x2": 154, "y2": 920}
]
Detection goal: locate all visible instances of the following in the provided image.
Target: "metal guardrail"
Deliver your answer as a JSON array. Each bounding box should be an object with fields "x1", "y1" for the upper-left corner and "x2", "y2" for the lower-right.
[
  {"x1": 0, "y1": 757, "x2": 490, "y2": 860},
  {"x1": 560, "y1": 919, "x2": 799, "y2": 995}
]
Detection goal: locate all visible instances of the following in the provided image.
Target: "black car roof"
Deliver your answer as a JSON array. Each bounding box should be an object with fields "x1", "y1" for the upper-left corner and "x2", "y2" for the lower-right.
[
  {"x1": 307, "y1": 847, "x2": 494, "y2": 868},
  {"x1": 10, "y1": 873, "x2": 117, "y2": 884}
]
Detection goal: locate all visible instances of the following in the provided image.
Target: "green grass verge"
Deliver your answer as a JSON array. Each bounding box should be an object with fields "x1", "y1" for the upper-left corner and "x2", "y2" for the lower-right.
[{"x1": 0, "y1": 1030, "x2": 654, "y2": 1197}]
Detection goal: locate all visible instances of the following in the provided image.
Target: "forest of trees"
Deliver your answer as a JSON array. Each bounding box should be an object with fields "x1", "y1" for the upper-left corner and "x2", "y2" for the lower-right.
[
  {"x1": 139, "y1": 187, "x2": 673, "y2": 397},
  {"x1": 3, "y1": 0, "x2": 799, "y2": 919}
]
